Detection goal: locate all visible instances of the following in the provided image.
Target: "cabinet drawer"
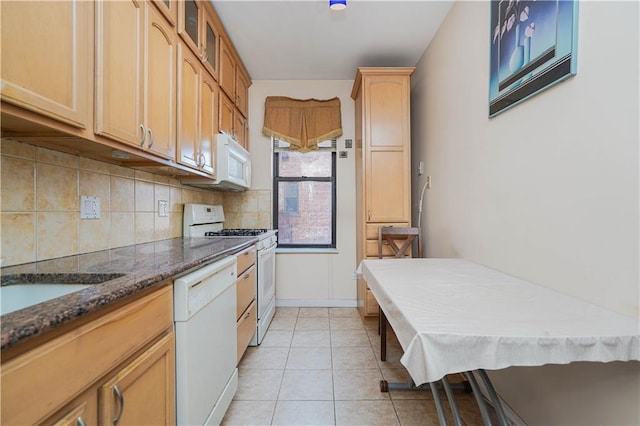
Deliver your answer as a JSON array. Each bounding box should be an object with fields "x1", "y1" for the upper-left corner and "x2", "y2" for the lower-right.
[
  {"x1": 366, "y1": 239, "x2": 411, "y2": 257},
  {"x1": 236, "y1": 266, "x2": 256, "y2": 320},
  {"x1": 365, "y1": 223, "x2": 409, "y2": 240},
  {"x1": 237, "y1": 301, "x2": 256, "y2": 363},
  {"x1": 236, "y1": 245, "x2": 257, "y2": 276},
  {"x1": 365, "y1": 288, "x2": 379, "y2": 316},
  {"x1": 1, "y1": 286, "x2": 173, "y2": 425}
]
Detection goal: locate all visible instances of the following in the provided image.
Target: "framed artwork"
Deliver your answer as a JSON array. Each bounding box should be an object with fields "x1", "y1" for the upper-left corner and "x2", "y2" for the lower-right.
[{"x1": 489, "y1": 0, "x2": 579, "y2": 117}]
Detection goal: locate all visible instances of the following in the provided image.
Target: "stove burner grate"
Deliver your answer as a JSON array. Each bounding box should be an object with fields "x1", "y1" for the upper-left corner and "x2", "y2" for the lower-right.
[{"x1": 205, "y1": 228, "x2": 268, "y2": 237}]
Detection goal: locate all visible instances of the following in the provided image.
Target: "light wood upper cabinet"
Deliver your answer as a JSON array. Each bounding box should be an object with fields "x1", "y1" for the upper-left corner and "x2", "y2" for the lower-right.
[
  {"x1": 178, "y1": 0, "x2": 219, "y2": 81},
  {"x1": 0, "y1": 0, "x2": 91, "y2": 129},
  {"x1": 99, "y1": 333, "x2": 175, "y2": 426},
  {"x1": 199, "y1": 72, "x2": 218, "y2": 175},
  {"x1": 177, "y1": 0, "x2": 201, "y2": 55},
  {"x1": 361, "y1": 72, "x2": 412, "y2": 223},
  {"x1": 177, "y1": 45, "x2": 200, "y2": 170},
  {"x1": 235, "y1": 70, "x2": 250, "y2": 118},
  {"x1": 146, "y1": 4, "x2": 177, "y2": 160},
  {"x1": 202, "y1": 9, "x2": 220, "y2": 81},
  {"x1": 219, "y1": 92, "x2": 235, "y2": 137},
  {"x1": 219, "y1": 37, "x2": 236, "y2": 100},
  {"x1": 95, "y1": 0, "x2": 176, "y2": 160},
  {"x1": 234, "y1": 111, "x2": 248, "y2": 150},
  {"x1": 177, "y1": 44, "x2": 215, "y2": 175},
  {"x1": 95, "y1": 0, "x2": 144, "y2": 146},
  {"x1": 151, "y1": 0, "x2": 177, "y2": 27},
  {"x1": 220, "y1": 91, "x2": 248, "y2": 150}
]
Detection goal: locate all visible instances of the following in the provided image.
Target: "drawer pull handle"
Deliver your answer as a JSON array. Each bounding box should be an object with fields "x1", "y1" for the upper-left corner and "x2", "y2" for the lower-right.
[
  {"x1": 113, "y1": 384, "x2": 125, "y2": 425},
  {"x1": 77, "y1": 417, "x2": 87, "y2": 426},
  {"x1": 243, "y1": 273, "x2": 250, "y2": 280},
  {"x1": 245, "y1": 310, "x2": 251, "y2": 319}
]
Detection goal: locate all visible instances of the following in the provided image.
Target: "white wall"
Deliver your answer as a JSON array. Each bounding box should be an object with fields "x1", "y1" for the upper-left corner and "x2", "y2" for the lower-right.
[
  {"x1": 248, "y1": 80, "x2": 357, "y2": 306},
  {"x1": 411, "y1": 1, "x2": 639, "y2": 424}
]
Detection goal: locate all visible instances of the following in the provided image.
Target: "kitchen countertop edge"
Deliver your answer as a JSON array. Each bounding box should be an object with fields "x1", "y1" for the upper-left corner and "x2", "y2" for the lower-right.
[{"x1": 1, "y1": 237, "x2": 258, "y2": 352}]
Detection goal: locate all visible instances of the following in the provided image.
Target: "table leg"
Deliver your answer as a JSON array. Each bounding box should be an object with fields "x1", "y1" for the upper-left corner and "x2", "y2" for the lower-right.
[{"x1": 379, "y1": 306, "x2": 387, "y2": 362}]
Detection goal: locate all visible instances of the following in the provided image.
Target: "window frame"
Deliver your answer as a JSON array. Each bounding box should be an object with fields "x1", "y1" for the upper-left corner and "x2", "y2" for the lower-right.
[{"x1": 273, "y1": 148, "x2": 337, "y2": 249}]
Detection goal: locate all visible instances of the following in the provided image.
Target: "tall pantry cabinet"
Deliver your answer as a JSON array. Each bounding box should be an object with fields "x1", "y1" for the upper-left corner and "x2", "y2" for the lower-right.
[{"x1": 351, "y1": 67, "x2": 415, "y2": 320}]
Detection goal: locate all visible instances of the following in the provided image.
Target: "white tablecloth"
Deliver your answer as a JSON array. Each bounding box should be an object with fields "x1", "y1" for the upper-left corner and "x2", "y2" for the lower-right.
[{"x1": 360, "y1": 258, "x2": 640, "y2": 385}]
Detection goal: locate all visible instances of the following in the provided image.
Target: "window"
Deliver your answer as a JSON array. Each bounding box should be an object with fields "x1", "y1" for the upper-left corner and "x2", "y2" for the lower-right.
[{"x1": 273, "y1": 139, "x2": 336, "y2": 248}]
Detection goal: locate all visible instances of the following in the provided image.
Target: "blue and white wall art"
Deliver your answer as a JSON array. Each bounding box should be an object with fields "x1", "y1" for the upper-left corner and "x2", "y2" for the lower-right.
[{"x1": 489, "y1": 0, "x2": 579, "y2": 117}]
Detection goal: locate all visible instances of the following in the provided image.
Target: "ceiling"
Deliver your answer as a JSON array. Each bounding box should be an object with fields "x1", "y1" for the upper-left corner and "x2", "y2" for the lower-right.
[{"x1": 211, "y1": 0, "x2": 454, "y2": 80}]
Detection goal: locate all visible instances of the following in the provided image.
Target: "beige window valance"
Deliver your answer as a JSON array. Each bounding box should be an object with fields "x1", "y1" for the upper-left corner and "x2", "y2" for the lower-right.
[{"x1": 262, "y1": 96, "x2": 342, "y2": 153}]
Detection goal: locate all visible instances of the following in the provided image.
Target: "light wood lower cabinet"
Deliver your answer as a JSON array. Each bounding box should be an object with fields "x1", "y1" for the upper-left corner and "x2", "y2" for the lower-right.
[
  {"x1": 236, "y1": 245, "x2": 257, "y2": 362},
  {"x1": 49, "y1": 392, "x2": 98, "y2": 426},
  {"x1": 1, "y1": 285, "x2": 175, "y2": 425},
  {"x1": 100, "y1": 333, "x2": 175, "y2": 426},
  {"x1": 237, "y1": 301, "x2": 257, "y2": 364}
]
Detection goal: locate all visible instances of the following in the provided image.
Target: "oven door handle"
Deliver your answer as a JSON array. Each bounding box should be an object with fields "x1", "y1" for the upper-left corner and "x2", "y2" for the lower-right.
[{"x1": 259, "y1": 242, "x2": 277, "y2": 256}]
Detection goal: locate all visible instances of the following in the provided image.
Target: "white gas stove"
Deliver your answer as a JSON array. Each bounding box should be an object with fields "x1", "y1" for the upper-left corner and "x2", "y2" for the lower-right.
[{"x1": 183, "y1": 204, "x2": 277, "y2": 251}]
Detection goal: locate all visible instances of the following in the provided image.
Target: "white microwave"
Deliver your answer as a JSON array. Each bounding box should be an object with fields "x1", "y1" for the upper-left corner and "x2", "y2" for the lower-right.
[{"x1": 182, "y1": 133, "x2": 251, "y2": 191}]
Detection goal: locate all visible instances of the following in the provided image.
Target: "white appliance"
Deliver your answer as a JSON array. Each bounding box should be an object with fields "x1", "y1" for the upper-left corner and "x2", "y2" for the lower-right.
[
  {"x1": 174, "y1": 255, "x2": 238, "y2": 426},
  {"x1": 183, "y1": 203, "x2": 277, "y2": 345},
  {"x1": 182, "y1": 133, "x2": 251, "y2": 191},
  {"x1": 253, "y1": 235, "x2": 276, "y2": 345}
]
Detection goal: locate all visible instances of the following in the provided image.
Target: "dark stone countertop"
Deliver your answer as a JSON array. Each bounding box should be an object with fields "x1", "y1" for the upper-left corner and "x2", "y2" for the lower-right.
[{"x1": 0, "y1": 236, "x2": 257, "y2": 351}]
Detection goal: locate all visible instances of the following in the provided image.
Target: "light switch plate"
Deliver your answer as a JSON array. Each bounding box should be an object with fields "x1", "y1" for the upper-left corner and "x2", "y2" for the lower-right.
[{"x1": 158, "y1": 200, "x2": 169, "y2": 217}]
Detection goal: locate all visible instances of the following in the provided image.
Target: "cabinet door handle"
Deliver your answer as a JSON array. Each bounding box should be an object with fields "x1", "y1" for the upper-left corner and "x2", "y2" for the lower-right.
[
  {"x1": 147, "y1": 128, "x2": 154, "y2": 148},
  {"x1": 139, "y1": 124, "x2": 146, "y2": 147},
  {"x1": 367, "y1": 210, "x2": 371, "y2": 221},
  {"x1": 76, "y1": 416, "x2": 87, "y2": 426},
  {"x1": 113, "y1": 384, "x2": 125, "y2": 425},
  {"x1": 200, "y1": 153, "x2": 206, "y2": 168}
]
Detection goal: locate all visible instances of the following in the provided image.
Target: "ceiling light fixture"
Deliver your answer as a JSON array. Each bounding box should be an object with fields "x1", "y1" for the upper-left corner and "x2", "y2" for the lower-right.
[{"x1": 329, "y1": 0, "x2": 347, "y2": 11}]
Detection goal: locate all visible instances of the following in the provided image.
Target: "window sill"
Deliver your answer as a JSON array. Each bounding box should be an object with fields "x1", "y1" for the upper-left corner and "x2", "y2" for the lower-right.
[{"x1": 276, "y1": 248, "x2": 339, "y2": 254}]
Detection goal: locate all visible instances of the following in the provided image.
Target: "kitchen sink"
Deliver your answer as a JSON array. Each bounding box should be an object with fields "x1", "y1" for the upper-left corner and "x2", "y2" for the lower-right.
[
  {"x1": 1, "y1": 284, "x2": 91, "y2": 315},
  {"x1": 0, "y1": 273, "x2": 125, "y2": 316}
]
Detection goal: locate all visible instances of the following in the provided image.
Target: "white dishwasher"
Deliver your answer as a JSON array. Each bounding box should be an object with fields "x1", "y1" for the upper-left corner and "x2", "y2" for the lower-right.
[{"x1": 174, "y1": 256, "x2": 238, "y2": 425}]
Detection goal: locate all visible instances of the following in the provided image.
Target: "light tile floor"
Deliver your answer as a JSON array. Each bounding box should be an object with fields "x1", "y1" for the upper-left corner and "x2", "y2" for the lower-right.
[{"x1": 222, "y1": 307, "x2": 494, "y2": 425}]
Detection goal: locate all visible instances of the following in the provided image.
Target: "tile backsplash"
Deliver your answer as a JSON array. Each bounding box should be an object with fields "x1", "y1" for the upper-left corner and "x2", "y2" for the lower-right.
[{"x1": 0, "y1": 139, "x2": 272, "y2": 267}]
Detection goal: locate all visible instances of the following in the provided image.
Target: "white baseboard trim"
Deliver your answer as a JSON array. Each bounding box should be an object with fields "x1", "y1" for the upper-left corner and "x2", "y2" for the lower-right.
[{"x1": 276, "y1": 299, "x2": 357, "y2": 308}]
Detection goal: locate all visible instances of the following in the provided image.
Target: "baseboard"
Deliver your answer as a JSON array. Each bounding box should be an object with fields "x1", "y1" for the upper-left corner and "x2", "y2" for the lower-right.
[{"x1": 275, "y1": 299, "x2": 357, "y2": 308}]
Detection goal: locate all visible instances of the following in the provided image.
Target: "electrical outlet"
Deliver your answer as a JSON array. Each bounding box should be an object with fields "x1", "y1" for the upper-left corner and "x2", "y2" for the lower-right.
[
  {"x1": 426, "y1": 176, "x2": 432, "y2": 189},
  {"x1": 158, "y1": 200, "x2": 169, "y2": 217},
  {"x1": 80, "y1": 196, "x2": 100, "y2": 219},
  {"x1": 418, "y1": 161, "x2": 424, "y2": 176},
  {"x1": 339, "y1": 151, "x2": 348, "y2": 158}
]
